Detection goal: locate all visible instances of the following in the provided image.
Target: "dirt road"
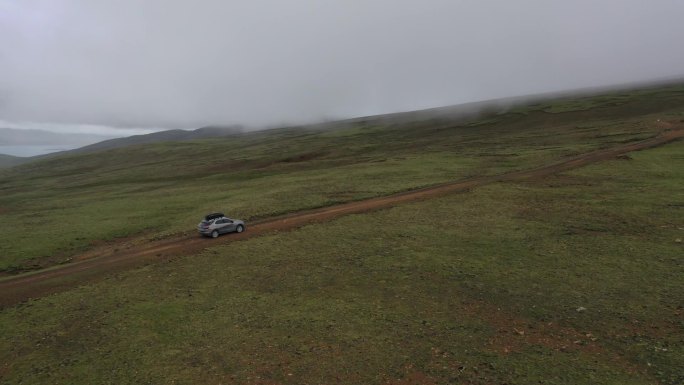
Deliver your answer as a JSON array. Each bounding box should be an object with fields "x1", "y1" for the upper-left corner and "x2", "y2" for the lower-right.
[{"x1": 1, "y1": 129, "x2": 682, "y2": 308}]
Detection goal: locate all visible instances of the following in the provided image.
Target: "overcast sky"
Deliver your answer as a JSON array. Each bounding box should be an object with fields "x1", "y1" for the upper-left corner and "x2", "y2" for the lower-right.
[{"x1": 1, "y1": 0, "x2": 683, "y2": 135}]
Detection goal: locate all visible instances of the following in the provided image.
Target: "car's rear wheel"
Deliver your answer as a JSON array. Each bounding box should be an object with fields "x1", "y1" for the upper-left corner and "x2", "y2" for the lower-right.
[
  {"x1": 236, "y1": 225, "x2": 244, "y2": 233},
  {"x1": 211, "y1": 230, "x2": 219, "y2": 238}
]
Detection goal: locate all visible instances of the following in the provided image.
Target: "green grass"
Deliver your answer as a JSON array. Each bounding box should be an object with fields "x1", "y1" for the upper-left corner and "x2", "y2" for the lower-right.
[
  {"x1": 511, "y1": 85, "x2": 684, "y2": 114},
  {"x1": 1, "y1": 139, "x2": 682, "y2": 384},
  {"x1": 1, "y1": 85, "x2": 683, "y2": 271}
]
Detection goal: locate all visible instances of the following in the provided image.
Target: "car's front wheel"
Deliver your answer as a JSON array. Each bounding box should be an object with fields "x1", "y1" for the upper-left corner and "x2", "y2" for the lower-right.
[
  {"x1": 211, "y1": 230, "x2": 219, "y2": 238},
  {"x1": 236, "y1": 225, "x2": 244, "y2": 233}
]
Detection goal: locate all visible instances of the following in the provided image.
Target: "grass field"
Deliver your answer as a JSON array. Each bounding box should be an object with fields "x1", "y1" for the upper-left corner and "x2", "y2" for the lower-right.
[
  {"x1": 1, "y1": 135, "x2": 682, "y2": 384},
  {"x1": 0, "y1": 85, "x2": 683, "y2": 272}
]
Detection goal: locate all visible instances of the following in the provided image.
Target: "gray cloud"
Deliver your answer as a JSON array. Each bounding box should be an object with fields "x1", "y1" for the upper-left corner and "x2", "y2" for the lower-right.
[{"x1": 1, "y1": 0, "x2": 683, "y2": 132}]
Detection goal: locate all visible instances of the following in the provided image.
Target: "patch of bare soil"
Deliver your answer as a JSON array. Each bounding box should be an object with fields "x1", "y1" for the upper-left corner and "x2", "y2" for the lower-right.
[
  {"x1": 0, "y1": 129, "x2": 682, "y2": 308},
  {"x1": 461, "y1": 301, "x2": 650, "y2": 376},
  {"x1": 383, "y1": 369, "x2": 440, "y2": 385},
  {"x1": 380, "y1": 299, "x2": 664, "y2": 383}
]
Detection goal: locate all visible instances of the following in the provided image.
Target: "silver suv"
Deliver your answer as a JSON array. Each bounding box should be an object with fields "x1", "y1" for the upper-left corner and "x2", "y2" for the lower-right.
[{"x1": 197, "y1": 212, "x2": 246, "y2": 238}]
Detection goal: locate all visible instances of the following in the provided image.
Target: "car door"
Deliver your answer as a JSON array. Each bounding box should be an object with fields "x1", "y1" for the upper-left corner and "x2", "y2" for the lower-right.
[
  {"x1": 214, "y1": 218, "x2": 228, "y2": 234},
  {"x1": 223, "y1": 219, "x2": 236, "y2": 233}
]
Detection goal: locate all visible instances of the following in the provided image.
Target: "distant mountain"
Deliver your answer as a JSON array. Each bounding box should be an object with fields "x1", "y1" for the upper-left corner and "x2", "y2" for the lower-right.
[
  {"x1": 0, "y1": 127, "x2": 114, "y2": 146},
  {"x1": 0, "y1": 125, "x2": 245, "y2": 168},
  {"x1": 69, "y1": 125, "x2": 243, "y2": 154}
]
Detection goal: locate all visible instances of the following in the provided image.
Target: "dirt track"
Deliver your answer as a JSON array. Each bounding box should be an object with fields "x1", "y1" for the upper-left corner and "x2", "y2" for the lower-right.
[{"x1": 1, "y1": 129, "x2": 682, "y2": 308}]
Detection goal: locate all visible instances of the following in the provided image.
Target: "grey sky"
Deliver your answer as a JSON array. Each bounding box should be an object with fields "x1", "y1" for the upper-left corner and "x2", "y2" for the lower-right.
[{"x1": 1, "y1": 0, "x2": 683, "y2": 134}]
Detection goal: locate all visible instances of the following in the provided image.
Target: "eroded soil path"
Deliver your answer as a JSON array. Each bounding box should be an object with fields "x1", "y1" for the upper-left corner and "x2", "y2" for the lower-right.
[{"x1": 1, "y1": 129, "x2": 682, "y2": 308}]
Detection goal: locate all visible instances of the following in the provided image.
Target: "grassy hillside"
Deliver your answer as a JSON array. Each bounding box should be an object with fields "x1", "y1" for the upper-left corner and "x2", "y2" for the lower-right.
[
  {"x1": 0, "y1": 154, "x2": 29, "y2": 168},
  {"x1": 1, "y1": 85, "x2": 682, "y2": 272},
  {"x1": 1, "y1": 133, "x2": 682, "y2": 384}
]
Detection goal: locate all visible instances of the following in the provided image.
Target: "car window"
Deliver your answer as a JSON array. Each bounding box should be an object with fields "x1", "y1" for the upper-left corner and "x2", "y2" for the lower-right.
[{"x1": 216, "y1": 219, "x2": 225, "y2": 224}]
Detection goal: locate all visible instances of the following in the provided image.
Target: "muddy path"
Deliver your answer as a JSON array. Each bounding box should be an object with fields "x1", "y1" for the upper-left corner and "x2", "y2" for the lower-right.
[{"x1": 1, "y1": 129, "x2": 682, "y2": 308}]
